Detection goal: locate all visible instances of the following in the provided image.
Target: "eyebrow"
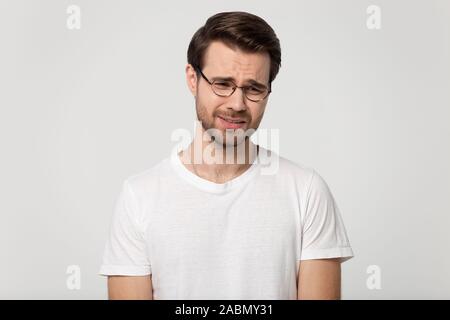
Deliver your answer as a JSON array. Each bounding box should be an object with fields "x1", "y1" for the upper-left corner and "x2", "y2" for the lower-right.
[{"x1": 210, "y1": 76, "x2": 267, "y2": 88}]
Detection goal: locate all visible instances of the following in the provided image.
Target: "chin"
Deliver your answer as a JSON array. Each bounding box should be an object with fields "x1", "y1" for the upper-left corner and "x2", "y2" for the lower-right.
[{"x1": 213, "y1": 133, "x2": 249, "y2": 148}]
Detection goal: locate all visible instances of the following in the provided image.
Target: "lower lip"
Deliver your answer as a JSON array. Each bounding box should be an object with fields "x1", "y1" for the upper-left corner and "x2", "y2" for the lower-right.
[{"x1": 217, "y1": 116, "x2": 247, "y2": 129}]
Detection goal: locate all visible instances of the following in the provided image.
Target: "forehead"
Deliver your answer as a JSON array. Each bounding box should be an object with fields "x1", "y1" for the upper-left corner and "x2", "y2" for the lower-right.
[{"x1": 202, "y1": 40, "x2": 270, "y2": 84}]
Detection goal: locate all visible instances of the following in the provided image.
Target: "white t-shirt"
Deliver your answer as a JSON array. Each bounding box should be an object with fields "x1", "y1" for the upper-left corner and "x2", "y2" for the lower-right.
[{"x1": 99, "y1": 147, "x2": 354, "y2": 299}]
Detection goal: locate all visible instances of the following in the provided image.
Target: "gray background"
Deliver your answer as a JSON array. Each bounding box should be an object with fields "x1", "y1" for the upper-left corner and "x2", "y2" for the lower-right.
[{"x1": 0, "y1": 0, "x2": 449, "y2": 299}]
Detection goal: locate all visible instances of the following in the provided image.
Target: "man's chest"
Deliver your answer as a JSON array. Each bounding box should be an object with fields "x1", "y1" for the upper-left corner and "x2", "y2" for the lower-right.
[{"x1": 144, "y1": 194, "x2": 301, "y2": 269}]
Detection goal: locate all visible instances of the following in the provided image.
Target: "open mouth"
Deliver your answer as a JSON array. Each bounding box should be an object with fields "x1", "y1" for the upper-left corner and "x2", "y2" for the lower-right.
[
  {"x1": 217, "y1": 116, "x2": 247, "y2": 129},
  {"x1": 218, "y1": 116, "x2": 246, "y2": 124}
]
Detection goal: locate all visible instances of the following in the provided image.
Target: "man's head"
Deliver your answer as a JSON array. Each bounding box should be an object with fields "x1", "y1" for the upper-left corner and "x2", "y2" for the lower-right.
[{"x1": 186, "y1": 11, "x2": 281, "y2": 147}]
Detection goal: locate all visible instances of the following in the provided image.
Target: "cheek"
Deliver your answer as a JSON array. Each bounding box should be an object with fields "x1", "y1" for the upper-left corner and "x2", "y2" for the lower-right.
[
  {"x1": 197, "y1": 91, "x2": 224, "y2": 116},
  {"x1": 250, "y1": 104, "x2": 266, "y2": 123},
  {"x1": 196, "y1": 94, "x2": 221, "y2": 121}
]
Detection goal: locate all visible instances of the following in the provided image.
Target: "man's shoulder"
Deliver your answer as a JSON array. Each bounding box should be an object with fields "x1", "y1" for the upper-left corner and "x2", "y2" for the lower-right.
[
  {"x1": 263, "y1": 149, "x2": 315, "y2": 182},
  {"x1": 276, "y1": 154, "x2": 337, "y2": 202},
  {"x1": 123, "y1": 156, "x2": 172, "y2": 193}
]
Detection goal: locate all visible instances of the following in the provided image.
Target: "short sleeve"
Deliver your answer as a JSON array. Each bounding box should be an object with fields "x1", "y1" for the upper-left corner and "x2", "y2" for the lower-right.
[
  {"x1": 98, "y1": 179, "x2": 151, "y2": 276},
  {"x1": 300, "y1": 170, "x2": 354, "y2": 263}
]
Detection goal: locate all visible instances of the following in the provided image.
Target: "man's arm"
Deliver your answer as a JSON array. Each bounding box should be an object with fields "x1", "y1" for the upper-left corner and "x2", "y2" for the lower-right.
[
  {"x1": 107, "y1": 275, "x2": 153, "y2": 300},
  {"x1": 297, "y1": 258, "x2": 341, "y2": 300}
]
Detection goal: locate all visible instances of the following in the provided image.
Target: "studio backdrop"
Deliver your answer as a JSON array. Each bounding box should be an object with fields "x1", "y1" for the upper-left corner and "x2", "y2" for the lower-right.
[{"x1": 0, "y1": 0, "x2": 449, "y2": 299}]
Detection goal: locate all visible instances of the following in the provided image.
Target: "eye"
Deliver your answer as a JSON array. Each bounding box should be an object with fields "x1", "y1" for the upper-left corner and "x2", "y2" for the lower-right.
[
  {"x1": 247, "y1": 86, "x2": 265, "y2": 94},
  {"x1": 213, "y1": 81, "x2": 234, "y2": 90}
]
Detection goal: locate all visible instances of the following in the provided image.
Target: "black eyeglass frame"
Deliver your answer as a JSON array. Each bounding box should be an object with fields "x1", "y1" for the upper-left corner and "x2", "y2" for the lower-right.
[{"x1": 195, "y1": 67, "x2": 272, "y2": 102}]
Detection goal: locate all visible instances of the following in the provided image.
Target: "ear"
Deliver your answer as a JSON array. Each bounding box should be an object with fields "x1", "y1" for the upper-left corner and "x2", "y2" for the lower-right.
[{"x1": 185, "y1": 64, "x2": 198, "y2": 97}]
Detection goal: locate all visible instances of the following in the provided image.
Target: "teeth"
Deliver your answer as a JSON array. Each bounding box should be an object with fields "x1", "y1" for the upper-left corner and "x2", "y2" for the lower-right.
[
  {"x1": 219, "y1": 116, "x2": 245, "y2": 124},
  {"x1": 224, "y1": 118, "x2": 243, "y2": 123}
]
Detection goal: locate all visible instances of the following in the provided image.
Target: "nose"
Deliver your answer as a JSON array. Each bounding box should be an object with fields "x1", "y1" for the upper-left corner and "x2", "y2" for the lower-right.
[{"x1": 227, "y1": 87, "x2": 248, "y2": 112}]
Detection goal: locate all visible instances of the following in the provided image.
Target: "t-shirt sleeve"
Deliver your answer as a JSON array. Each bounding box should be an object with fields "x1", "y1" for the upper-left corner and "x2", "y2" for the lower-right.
[
  {"x1": 300, "y1": 169, "x2": 354, "y2": 263},
  {"x1": 98, "y1": 179, "x2": 152, "y2": 276}
]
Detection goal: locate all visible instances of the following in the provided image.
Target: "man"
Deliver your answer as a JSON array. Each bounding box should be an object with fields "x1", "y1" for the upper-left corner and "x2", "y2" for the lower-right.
[{"x1": 99, "y1": 11, "x2": 354, "y2": 300}]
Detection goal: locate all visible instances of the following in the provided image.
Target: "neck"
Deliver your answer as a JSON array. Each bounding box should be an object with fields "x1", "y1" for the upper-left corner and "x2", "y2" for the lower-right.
[{"x1": 179, "y1": 128, "x2": 259, "y2": 184}]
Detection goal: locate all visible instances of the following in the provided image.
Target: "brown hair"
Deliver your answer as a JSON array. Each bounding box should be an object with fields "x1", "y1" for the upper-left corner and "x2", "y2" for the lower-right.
[{"x1": 187, "y1": 11, "x2": 281, "y2": 84}]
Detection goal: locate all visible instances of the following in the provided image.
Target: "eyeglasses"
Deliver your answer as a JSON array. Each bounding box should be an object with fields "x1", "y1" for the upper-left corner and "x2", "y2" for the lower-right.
[{"x1": 195, "y1": 67, "x2": 271, "y2": 102}]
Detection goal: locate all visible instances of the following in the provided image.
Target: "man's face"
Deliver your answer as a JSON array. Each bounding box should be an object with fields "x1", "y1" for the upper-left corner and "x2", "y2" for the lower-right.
[{"x1": 186, "y1": 40, "x2": 271, "y2": 147}]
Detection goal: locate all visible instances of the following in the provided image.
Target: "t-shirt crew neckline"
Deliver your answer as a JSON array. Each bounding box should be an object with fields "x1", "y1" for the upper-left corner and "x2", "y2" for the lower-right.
[{"x1": 170, "y1": 147, "x2": 262, "y2": 194}]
